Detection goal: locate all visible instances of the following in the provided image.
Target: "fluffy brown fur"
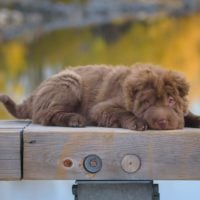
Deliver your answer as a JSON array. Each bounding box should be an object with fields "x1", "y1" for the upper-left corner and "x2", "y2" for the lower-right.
[{"x1": 0, "y1": 64, "x2": 200, "y2": 130}]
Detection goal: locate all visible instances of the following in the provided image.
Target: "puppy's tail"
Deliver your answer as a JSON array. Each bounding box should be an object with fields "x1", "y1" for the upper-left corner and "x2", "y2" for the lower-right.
[{"x1": 0, "y1": 94, "x2": 29, "y2": 119}]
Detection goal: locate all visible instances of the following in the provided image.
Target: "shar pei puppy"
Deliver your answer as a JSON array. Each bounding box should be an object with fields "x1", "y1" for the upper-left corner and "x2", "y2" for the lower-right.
[{"x1": 0, "y1": 64, "x2": 200, "y2": 130}]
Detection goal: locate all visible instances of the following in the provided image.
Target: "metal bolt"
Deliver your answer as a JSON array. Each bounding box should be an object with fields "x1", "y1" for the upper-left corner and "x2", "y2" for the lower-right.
[{"x1": 83, "y1": 154, "x2": 102, "y2": 173}]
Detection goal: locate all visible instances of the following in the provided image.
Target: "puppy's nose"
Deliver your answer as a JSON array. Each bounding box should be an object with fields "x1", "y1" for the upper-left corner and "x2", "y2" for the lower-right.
[{"x1": 157, "y1": 118, "x2": 168, "y2": 129}]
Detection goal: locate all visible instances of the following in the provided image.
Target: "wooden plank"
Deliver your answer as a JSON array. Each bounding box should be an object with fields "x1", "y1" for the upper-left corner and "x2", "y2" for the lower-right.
[
  {"x1": 0, "y1": 120, "x2": 31, "y2": 129},
  {"x1": 23, "y1": 125, "x2": 200, "y2": 180},
  {"x1": 0, "y1": 120, "x2": 30, "y2": 180}
]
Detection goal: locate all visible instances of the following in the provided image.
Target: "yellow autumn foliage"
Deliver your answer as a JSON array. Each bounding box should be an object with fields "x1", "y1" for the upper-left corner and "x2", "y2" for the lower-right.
[
  {"x1": 1, "y1": 41, "x2": 27, "y2": 77},
  {"x1": 0, "y1": 14, "x2": 200, "y2": 119}
]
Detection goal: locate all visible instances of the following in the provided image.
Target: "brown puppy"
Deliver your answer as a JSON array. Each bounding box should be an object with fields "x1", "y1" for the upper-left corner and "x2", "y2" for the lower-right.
[{"x1": 0, "y1": 64, "x2": 200, "y2": 130}]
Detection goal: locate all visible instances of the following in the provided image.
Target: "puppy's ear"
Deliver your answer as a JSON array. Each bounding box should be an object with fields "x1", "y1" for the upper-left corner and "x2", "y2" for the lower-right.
[
  {"x1": 123, "y1": 76, "x2": 141, "y2": 99},
  {"x1": 122, "y1": 77, "x2": 138, "y2": 111},
  {"x1": 169, "y1": 71, "x2": 190, "y2": 97}
]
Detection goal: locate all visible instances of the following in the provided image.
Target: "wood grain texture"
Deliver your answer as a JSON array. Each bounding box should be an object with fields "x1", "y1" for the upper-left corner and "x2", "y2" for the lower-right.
[
  {"x1": 23, "y1": 125, "x2": 200, "y2": 180},
  {"x1": 0, "y1": 120, "x2": 31, "y2": 129},
  {"x1": 0, "y1": 120, "x2": 30, "y2": 180}
]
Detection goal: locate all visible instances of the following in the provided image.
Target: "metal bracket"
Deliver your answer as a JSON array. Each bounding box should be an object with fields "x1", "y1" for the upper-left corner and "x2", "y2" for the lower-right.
[{"x1": 72, "y1": 180, "x2": 160, "y2": 200}]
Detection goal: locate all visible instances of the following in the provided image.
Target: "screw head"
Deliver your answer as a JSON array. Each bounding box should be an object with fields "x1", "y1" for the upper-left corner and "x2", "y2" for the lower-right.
[{"x1": 83, "y1": 154, "x2": 102, "y2": 173}]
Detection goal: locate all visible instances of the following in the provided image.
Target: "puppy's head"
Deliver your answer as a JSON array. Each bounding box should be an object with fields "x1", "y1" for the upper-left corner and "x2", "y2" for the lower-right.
[{"x1": 123, "y1": 65, "x2": 189, "y2": 130}]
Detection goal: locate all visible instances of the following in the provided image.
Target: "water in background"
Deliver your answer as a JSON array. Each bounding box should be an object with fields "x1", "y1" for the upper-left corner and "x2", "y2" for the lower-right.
[
  {"x1": 0, "y1": 1, "x2": 200, "y2": 200},
  {"x1": 1, "y1": 1, "x2": 200, "y2": 117}
]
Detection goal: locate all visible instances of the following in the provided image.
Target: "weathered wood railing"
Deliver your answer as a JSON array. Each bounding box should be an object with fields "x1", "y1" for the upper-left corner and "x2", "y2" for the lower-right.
[{"x1": 1, "y1": 120, "x2": 200, "y2": 181}]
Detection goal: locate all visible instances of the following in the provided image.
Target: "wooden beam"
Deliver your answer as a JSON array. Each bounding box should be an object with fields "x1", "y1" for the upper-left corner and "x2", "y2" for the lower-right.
[
  {"x1": 23, "y1": 124, "x2": 200, "y2": 180},
  {"x1": 0, "y1": 120, "x2": 30, "y2": 180}
]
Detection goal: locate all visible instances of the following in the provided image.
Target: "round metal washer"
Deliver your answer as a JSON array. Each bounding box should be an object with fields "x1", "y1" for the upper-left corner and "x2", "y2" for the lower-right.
[
  {"x1": 83, "y1": 154, "x2": 102, "y2": 173},
  {"x1": 121, "y1": 154, "x2": 141, "y2": 173}
]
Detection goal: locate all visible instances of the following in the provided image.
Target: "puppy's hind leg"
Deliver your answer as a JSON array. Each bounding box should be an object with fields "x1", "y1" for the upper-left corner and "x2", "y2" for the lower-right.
[
  {"x1": 32, "y1": 70, "x2": 86, "y2": 127},
  {"x1": 50, "y1": 112, "x2": 86, "y2": 127}
]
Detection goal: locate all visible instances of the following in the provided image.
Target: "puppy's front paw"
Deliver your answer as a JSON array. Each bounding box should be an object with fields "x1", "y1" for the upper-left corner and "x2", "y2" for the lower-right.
[
  {"x1": 120, "y1": 115, "x2": 148, "y2": 131},
  {"x1": 98, "y1": 114, "x2": 119, "y2": 128},
  {"x1": 68, "y1": 115, "x2": 86, "y2": 127}
]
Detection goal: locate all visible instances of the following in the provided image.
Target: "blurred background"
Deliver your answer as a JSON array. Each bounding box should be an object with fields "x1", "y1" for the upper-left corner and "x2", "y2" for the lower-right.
[{"x1": 0, "y1": 0, "x2": 200, "y2": 200}]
